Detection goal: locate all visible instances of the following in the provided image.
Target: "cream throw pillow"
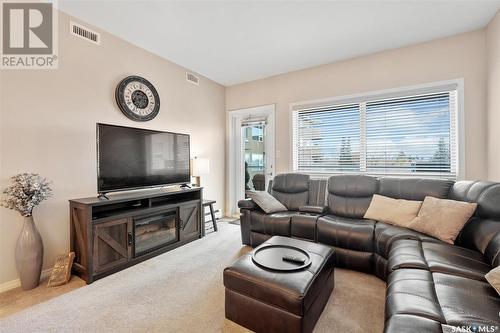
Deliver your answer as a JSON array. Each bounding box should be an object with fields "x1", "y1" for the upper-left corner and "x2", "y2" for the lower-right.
[
  {"x1": 364, "y1": 194, "x2": 422, "y2": 227},
  {"x1": 246, "y1": 191, "x2": 287, "y2": 214},
  {"x1": 407, "y1": 196, "x2": 477, "y2": 244},
  {"x1": 485, "y1": 266, "x2": 500, "y2": 295}
]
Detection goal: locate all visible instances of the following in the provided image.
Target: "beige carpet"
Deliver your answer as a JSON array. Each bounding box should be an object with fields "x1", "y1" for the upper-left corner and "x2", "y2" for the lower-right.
[
  {"x1": 0, "y1": 222, "x2": 385, "y2": 332},
  {"x1": 0, "y1": 275, "x2": 86, "y2": 319}
]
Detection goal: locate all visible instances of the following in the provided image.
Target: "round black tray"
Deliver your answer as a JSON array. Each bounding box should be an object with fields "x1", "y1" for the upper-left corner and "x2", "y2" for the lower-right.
[{"x1": 251, "y1": 244, "x2": 312, "y2": 271}]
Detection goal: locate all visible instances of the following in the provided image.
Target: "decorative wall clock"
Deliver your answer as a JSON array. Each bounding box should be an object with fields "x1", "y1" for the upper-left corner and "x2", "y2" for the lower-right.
[{"x1": 115, "y1": 76, "x2": 160, "y2": 122}]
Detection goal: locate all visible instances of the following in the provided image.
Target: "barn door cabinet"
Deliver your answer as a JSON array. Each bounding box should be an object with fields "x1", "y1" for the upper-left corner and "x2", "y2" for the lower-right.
[
  {"x1": 70, "y1": 187, "x2": 203, "y2": 284},
  {"x1": 179, "y1": 202, "x2": 201, "y2": 241},
  {"x1": 92, "y1": 218, "x2": 132, "y2": 275}
]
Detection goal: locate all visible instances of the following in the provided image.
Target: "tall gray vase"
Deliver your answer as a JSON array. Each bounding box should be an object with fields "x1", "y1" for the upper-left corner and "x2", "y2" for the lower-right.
[{"x1": 15, "y1": 216, "x2": 44, "y2": 290}]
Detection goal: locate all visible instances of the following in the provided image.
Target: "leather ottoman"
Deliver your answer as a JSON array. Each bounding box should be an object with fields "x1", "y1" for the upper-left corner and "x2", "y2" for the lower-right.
[{"x1": 223, "y1": 236, "x2": 335, "y2": 333}]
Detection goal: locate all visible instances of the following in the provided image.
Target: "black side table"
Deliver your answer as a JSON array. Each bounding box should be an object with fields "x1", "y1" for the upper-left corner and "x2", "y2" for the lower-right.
[{"x1": 203, "y1": 200, "x2": 218, "y2": 232}]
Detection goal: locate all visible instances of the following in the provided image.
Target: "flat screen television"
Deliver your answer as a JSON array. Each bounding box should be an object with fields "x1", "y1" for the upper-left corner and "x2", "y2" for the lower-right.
[{"x1": 97, "y1": 123, "x2": 190, "y2": 193}]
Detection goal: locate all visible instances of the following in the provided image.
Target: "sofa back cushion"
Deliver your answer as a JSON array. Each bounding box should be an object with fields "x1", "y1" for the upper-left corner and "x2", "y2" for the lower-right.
[
  {"x1": 485, "y1": 233, "x2": 500, "y2": 268},
  {"x1": 449, "y1": 181, "x2": 500, "y2": 219},
  {"x1": 379, "y1": 177, "x2": 453, "y2": 201},
  {"x1": 327, "y1": 175, "x2": 378, "y2": 218},
  {"x1": 271, "y1": 173, "x2": 310, "y2": 211},
  {"x1": 452, "y1": 181, "x2": 500, "y2": 267}
]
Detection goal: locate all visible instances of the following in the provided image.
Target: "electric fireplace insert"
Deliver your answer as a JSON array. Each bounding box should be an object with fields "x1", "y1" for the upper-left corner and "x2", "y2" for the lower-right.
[{"x1": 134, "y1": 210, "x2": 178, "y2": 257}]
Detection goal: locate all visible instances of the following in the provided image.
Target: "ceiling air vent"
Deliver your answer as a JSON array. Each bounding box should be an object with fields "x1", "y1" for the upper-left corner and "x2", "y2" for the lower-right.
[
  {"x1": 186, "y1": 72, "x2": 199, "y2": 85},
  {"x1": 70, "y1": 21, "x2": 100, "y2": 45}
]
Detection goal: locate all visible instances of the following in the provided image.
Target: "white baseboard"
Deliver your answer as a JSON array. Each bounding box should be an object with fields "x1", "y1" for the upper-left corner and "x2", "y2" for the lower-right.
[{"x1": 0, "y1": 268, "x2": 52, "y2": 293}]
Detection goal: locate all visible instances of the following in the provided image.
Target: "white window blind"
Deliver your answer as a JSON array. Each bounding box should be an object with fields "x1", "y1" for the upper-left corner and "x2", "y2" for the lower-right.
[
  {"x1": 293, "y1": 104, "x2": 360, "y2": 172},
  {"x1": 292, "y1": 89, "x2": 458, "y2": 179}
]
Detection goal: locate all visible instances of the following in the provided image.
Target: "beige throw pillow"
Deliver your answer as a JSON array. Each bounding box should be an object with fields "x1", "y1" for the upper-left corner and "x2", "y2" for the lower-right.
[
  {"x1": 408, "y1": 196, "x2": 477, "y2": 244},
  {"x1": 364, "y1": 195, "x2": 422, "y2": 227},
  {"x1": 485, "y1": 266, "x2": 500, "y2": 295},
  {"x1": 246, "y1": 191, "x2": 287, "y2": 214}
]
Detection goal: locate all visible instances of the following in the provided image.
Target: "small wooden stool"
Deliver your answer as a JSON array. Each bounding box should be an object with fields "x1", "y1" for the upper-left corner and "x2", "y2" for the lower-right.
[{"x1": 203, "y1": 200, "x2": 218, "y2": 233}]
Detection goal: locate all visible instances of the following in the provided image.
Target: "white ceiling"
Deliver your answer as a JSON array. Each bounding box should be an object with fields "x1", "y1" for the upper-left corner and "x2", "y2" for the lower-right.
[{"x1": 58, "y1": 1, "x2": 500, "y2": 86}]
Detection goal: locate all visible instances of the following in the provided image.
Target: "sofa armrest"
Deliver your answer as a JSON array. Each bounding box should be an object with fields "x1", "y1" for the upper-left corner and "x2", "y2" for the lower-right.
[
  {"x1": 299, "y1": 205, "x2": 327, "y2": 215},
  {"x1": 238, "y1": 199, "x2": 259, "y2": 210},
  {"x1": 238, "y1": 199, "x2": 259, "y2": 246}
]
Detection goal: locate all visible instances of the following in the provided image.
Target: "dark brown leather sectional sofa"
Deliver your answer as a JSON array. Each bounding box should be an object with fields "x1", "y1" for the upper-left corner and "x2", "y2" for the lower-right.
[{"x1": 238, "y1": 173, "x2": 500, "y2": 332}]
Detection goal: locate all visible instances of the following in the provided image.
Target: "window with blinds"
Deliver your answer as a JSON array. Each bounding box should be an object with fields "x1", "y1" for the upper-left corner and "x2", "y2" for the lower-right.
[
  {"x1": 293, "y1": 104, "x2": 360, "y2": 172},
  {"x1": 292, "y1": 88, "x2": 459, "y2": 179}
]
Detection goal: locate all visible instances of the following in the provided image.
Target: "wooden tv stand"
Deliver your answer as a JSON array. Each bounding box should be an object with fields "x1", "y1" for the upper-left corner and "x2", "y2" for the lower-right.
[{"x1": 69, "y1": 186, "x2": 203, "y2": 284}]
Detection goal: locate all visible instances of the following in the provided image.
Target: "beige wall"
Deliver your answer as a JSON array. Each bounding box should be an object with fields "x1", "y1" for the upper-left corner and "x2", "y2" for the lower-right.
[
  {"x1": 226, "y1": 30, "x2": 488, "y2": 180},
  {"x1": 0, "y1": 11, "x2": 226, "y2": 285},
  {"x1": 487, "y1": 11, "x2": 500, "y2": 181}
]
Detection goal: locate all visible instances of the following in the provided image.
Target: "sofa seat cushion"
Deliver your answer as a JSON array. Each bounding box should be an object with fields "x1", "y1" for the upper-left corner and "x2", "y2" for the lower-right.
[
  {"x1": 422, "y1": 242, "x2": 490, "y2": 281},
  {"x1": 433, "y1": 272, "x2": 500, "y2": 327},
  {"x1": 386, "y1": 270, "x2": 500, "y2": 328},
  {"x1": 223, "y1": 236, "x2": 335, "y2": 316},
  {"x1": 387, "y1": 239, "x2": 491, "y2": 281},
  {"x1": 374, "y1": 222, "x2": 440, "y2": 258},
  {"x1": 249, "y1": 210, "x2": 297, "y2": 236},
  {"x1": 317, "y1": 215, "x2": 375, "y2": 252},
  {"x1": 385, "y1": 269, "x2": 445, "y2": 322},
  {"x1": 387, "y1": 239, "x2": 429, "y2": 271},
  {"x1": 384, "y1": 314, "x2": 443, "y2": 333}
]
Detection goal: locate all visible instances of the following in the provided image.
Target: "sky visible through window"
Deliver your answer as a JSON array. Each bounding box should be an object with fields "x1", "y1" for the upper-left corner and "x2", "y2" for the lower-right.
[{"x1": 296, "y1": 93, "x2": 452, "y2": 175}]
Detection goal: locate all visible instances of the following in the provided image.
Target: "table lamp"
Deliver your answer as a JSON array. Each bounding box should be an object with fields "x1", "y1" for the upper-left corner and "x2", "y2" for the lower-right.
[{"x1": 192, "y1": 157, "x2": 210, "y2": 186}]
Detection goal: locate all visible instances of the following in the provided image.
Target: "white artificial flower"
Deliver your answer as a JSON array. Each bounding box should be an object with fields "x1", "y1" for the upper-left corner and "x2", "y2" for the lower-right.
[{"x1": 0, "y1": 173, "x2": 52, "y2": 217}]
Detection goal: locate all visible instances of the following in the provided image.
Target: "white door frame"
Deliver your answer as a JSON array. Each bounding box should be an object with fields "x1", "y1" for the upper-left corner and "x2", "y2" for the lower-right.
[{"x1": 227, "y1": 104, "x2": 276, "y2": 217}]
